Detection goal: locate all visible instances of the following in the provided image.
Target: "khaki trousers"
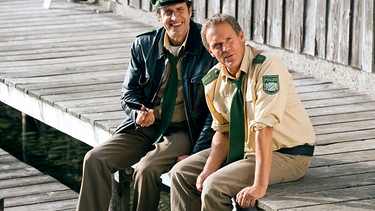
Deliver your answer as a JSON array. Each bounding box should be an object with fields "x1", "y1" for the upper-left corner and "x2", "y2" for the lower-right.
[
  {"x1": 76, "y1": 123, "x2": 191, "y2": 211},
  {"x1": 170, "y1": 149, "x2": 311, "y2": 211}
]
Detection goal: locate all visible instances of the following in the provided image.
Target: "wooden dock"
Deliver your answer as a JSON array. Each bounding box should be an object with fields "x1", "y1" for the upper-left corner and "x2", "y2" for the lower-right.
[
  {"x1": 0, "y1": 148, "x2": 78, "y2": 210},
  {"x1": 1, "y1": 0, "x2": 374, "y2": 210}
]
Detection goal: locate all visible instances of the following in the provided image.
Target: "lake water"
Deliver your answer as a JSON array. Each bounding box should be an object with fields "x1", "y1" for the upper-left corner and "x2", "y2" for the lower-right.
[
  {"x1": 0, "y1": 102, "x2": 91, "y2": 192},
  {"x1": 0, "y1": 102, "x2": 170, "y2": 210}
]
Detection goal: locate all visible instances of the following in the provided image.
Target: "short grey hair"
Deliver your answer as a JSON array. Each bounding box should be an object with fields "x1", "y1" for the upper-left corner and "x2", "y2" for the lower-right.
[{"x1": 201, "y1": 14, "x2": 242, "y2": 49}]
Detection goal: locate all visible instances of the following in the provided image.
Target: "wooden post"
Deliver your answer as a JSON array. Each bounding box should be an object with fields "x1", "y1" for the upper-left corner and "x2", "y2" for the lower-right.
[
  {"x1": 109, "y1": 168, "x2": 133, "y2": 211},
  {"x1": 21, "y1": 113, "x2": 40, "y2": 163},
  {"x1": 0, "y1": 196, "x2": 4, "y2": 211}
]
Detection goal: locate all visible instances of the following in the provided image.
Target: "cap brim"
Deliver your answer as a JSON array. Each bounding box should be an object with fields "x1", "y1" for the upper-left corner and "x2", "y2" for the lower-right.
[{"x1": 155, "y1": 0, "x2": 186, "y2": 8}]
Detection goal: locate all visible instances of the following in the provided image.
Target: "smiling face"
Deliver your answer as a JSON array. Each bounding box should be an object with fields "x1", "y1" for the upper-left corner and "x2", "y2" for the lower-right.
[
  {"x1": 205, "y1": 22, "x2": 245, "y2": 75},
  {"x1": 157, "y1": 2, "x2": 192, "y2": 46}
]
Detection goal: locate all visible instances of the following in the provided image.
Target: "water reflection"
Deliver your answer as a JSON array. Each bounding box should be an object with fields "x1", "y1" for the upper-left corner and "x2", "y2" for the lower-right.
[{"x1": 0, "y1": 102, "x2": 92, "y2": 193}]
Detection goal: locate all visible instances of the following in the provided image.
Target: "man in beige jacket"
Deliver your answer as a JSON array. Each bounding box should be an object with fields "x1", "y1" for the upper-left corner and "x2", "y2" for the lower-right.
[{"x1": 170, "y1": 14, "x2": 315, "y2": 211}]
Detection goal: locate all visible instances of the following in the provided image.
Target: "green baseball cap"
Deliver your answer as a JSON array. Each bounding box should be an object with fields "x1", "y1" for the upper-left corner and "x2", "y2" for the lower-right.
[{"x1": 150, "y1": 0, "x2": 189, "y2": 8}]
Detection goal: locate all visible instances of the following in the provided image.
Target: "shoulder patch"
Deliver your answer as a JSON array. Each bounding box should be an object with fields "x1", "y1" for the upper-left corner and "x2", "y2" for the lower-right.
[
  {"x1": 253, "y1": 54, "x2": 266, "y2": 64},
  {"x1": 263, "y1": 75, "x2": 279, "y2": 95},
  {"x1": 202, "y1": 68, "x2": 220, "y2": 85},
  {"x1": 136, "y1": 28, "x2": 156, "y2": 37}
]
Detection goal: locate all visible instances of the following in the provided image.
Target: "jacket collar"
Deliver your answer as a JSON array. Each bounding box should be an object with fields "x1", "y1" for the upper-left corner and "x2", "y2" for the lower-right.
[{"x1": 157, "y1": 20, "x2": 202, "y2": 59}]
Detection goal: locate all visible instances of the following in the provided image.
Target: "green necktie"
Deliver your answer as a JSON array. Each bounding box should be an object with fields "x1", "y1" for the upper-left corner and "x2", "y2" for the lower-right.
[
  {"x1": 227, "y1": 72, "x2": 245, "y2": 164},
  {"x1": 153, "y1": 54, "x2": 179, "y2": 145}
]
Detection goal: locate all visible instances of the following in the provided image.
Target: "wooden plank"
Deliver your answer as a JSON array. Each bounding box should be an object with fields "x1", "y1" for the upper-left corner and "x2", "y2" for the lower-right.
[
  {"x1": 284, "y1": 0, "x2": 304, "y2": 52},
  {"x1": 0, "y1": 52, "x2": 128, "y2": 68},
  {"x1": 292, "y1": 199, "x2": 375, "y2": 211},
  {"x1": 0, "y1": 149, "x2": 78, "y2": 211},
  {"x1": 305, "y1": 160, "x2": 375, "y2": 179},
  {"x1": 68, "y1": 103, "x2": 122, "y2": 114},
  {"x1": 1, "y1": 63, "x2": 124, "y2": 78},
  {"x1": 303, "y1": 0, "x2": 327, "y2": 58},
  {"x1": 222, "y1": 0, "x2": 236, "y2": 17},
  {"x1": 207, "y1": 0, "x2": 220, "y2": 19},
  {"x1": 194, "y1": 0, "x2": 208, "y2": 23},
  {"x1": 252, "y1": 0, "x2": 266, "y2": 43},
  {"x1": 266, "y1": 0, "x2": 283, "y2": 47},
  {"x1": 310, "y1": 110, "x2": 375, "y2": 125},
  {"x1": 326, "y1": 0, "x2": 351, "y2": 65},
  {"x1": 316, "y1": 130, "x2": 375, "y2": 145},
  {"x1": 0, "y1": 168, "x2": 42, "y2": 180},
  {"x1": 306, "y1": 101, "x2": 375, "y2": 117},
  {"x1": 5, "y1": 199, "x2": 77, "y2": 211},
  {"x1": 296, "y1": 83, "x2": 345, "y2": 94},
  {"x1": 237, "y1": 0, "x2": 252, "y2": 40},
  {"x1": 314, "y1": 119, "x2": 375, "y2": 136},
  {"x1": 292, "y1": 77, "x2": 332, "y2": 86},
  {"x1": 129, "y1": 0, "x2": 141, "y2": 9},
  {"x1": 303, "y1": 95, "x2": 372, "y2": 109},
  {"x1": 260, "y1": 184, "x2": 375, "y2": 210},
  {"x1": 311, "y1": 149, "x2": 375, "y2": 167},
  {"x1": 350, "y1": 0, "x2": 374, "y2": 73},
  {"x1": 314, "y1": 139, "x2": 375, "y2": 155},
  {"x1": 5, "y1": 190, "x2": 77, "y2": 209},
  {"x1": 29, "y1": 82, "x2": 122, "y2": 97},
  {"x1": 268, "y1": 170, "x2": 375, "y2": 194},
  {"x1": 141, "y1": 0, "x2": 151, "y2": 12},
  {"x1": 0, "y1": 174, "x2": 58, "y2": 189},
  {"x1": 299, "y1": 89, "x2": 362, "y2": 101}
]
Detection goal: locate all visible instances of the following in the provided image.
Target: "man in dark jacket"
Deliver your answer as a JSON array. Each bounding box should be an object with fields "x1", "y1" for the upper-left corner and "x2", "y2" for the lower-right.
[{"x1": 76, "y1": 0, "x2": 216, "y2": 211}]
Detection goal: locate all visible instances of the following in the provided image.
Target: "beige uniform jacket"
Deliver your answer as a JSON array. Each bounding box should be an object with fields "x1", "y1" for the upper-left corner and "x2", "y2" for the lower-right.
[{"x1": 203, "y1": 44, "x2": 315, "y2": 153}]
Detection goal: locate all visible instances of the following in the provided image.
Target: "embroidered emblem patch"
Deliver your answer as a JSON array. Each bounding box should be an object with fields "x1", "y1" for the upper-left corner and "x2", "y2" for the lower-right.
[{"x1": 263, "y1": 75, "x2": 279, "y2": 95}]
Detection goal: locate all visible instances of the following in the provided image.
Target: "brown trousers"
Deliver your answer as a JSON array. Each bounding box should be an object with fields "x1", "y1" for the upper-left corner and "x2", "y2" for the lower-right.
[
  {"x1": 171, "y1": 149, "x2": 311, "y2": 211},
  {"x1": 76, "y1": 124, "x2": 191, "y2": 211}
]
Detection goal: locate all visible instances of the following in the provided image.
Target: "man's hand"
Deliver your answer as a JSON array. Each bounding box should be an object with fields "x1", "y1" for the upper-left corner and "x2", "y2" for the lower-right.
[
  {"x1": 135, "y1": 108, "x2": 155, "y2": 127},
  {"x1": 176, "y1": 155, "x2": 190, "y2": 163},
  {"x1": 236, "y1": 185, "x2": 266, "y2": 208},
  {"x1": 196, "y1": 169, "x2": 215, "y2": 192}
]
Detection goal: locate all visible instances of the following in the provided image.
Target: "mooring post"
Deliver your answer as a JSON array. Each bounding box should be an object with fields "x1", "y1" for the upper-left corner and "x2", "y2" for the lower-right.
[
  {"x1": 109, "y1": 168, "x2": 133, "y2": 211},
  {"x1": 21, "y1": 113, "x2": 40, "y2": 163}
]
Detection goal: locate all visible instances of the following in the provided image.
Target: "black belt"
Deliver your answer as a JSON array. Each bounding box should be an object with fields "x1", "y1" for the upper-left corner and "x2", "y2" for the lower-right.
[{"x1": 277, "y1": 144, "x2": 314, "y2": 156}]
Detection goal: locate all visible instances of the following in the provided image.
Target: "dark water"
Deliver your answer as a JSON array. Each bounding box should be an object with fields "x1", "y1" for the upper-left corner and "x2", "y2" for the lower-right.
[
  {"x1": 0, "y1": 102, "x2": 92, "y2": 192},
  {"x1": 0, "y1": 102, "x2": 170, "y2": 210}
]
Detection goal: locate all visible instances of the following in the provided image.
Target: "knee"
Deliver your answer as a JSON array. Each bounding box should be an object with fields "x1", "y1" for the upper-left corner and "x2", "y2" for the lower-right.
[
  {"x1": 133, "y1": 162, "x2": 159, "y2": 180},
  {"x1": 201, "y1": 175, "x2": 216, "y2": 197},
  {"x1": 82, "y1": 148, "x2": 104, "y2": 170},
  {"x1": 170, "y1": 160, "x2": 184, "y2": 177},
  {"x1": 170, "y1": 161, "x2": 186, "y2": 184},
  {"x1": 201, "y1": 175, "x2": 223, "y2": 201}
]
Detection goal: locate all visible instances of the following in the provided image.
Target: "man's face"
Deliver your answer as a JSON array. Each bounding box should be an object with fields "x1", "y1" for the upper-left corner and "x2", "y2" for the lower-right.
[
  {"x1": 206, "y1": 22, "x2": 245, "y2": 74},
  {"x1": 158, "y1": 3, "x2": 192, "y2": 46}
]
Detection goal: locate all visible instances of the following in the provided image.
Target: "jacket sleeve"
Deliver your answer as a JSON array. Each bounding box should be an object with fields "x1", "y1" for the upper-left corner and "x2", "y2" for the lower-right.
[
  {"x1": 121, "y1": 39, "x2": 147, "y2": 123},
  {"x1": 191, "y1": 112, "x2": 215, "y2": 153},
  {"x1": 190, "y1": 57, "x2": 218, "y2": 154}
]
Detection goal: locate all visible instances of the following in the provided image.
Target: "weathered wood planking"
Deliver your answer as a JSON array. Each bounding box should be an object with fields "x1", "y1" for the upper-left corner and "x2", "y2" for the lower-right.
[
  {"x1": 303, "y1": 0, "x2": 327, "y2": 58},
  {"x1": 0, "y1": 0, "x2": 150, "y2": 146},
  {"x1": 253, "y1": 0, "x2": 267, "y2": 44},
  {"x1": 118, "y1": 0, "x2": 375, "y2": 73},
  {"x1": 351, "y1": 0, "x2": 374, "y2": 72},
  {"x1": 221, "y1": 0, "x2": 236, "y2": 17},
  {"x1": 0, "y1": 149, "x2": 78, "y2": 211},
  {"x1": 266, "y1": 0, "x2": 283, "y2": 47},
  {"x1": 196, "y1": 0, "x2": 209, "y2": 19},
  {"x1": 284, "y1": 0, "x2": 304, "y2": 52},
  {"x1": 326, "y1": 0, "x2": 351, "y2": 65},
  {"x1": 237, "y1": 0, "x2": 252, "y2": 40}
]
